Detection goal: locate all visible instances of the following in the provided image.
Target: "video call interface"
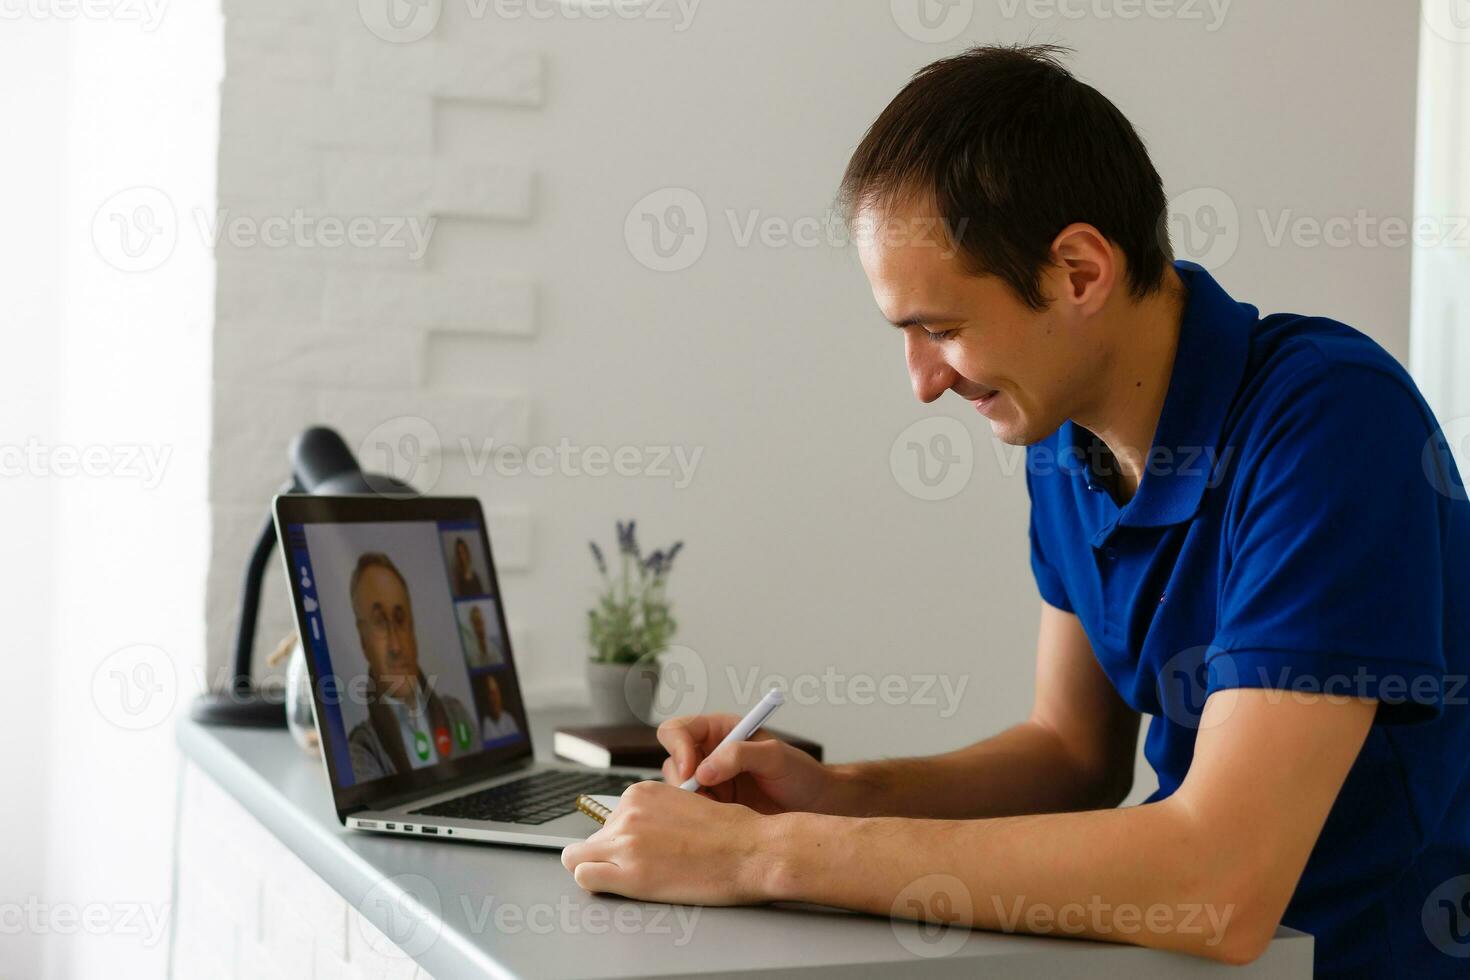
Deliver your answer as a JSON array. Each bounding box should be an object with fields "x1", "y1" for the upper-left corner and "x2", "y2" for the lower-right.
[{"x1": 285, "y1": 518, "x2": 528, "y2": 789}]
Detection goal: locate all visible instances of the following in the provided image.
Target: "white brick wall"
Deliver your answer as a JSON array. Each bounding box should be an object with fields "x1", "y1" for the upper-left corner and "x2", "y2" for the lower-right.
[
  {"x1": 206, "y1": 3, "x2": 545, "y2": 690},
  {"x1": 172, "y1": 763, "x2": 436, "y2": 980}
]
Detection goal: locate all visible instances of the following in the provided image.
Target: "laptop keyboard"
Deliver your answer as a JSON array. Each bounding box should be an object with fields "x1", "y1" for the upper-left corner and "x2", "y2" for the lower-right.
[{"x1": 412, "y1": 771, "x2": 643, "y2": 825}]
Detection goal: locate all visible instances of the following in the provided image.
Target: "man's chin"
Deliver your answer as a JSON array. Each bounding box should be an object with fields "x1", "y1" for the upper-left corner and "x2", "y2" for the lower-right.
[{"x1": 984, "y1": 416, "x2": 1033, "y2": 447}]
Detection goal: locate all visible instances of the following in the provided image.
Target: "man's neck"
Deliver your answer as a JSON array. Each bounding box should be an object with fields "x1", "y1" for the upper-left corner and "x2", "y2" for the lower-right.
[
  {"x1": 384, "y1": 679, "x2": 423, "y2": 711},
  {"x1": 1071, "y1": 267, "x2": 1187, "y2": 502}
]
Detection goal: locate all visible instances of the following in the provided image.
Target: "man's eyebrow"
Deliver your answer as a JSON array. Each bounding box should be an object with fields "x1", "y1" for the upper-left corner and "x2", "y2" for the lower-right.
[{"x1": 888, "y1": 312, "x2": 961, "y2": 329}]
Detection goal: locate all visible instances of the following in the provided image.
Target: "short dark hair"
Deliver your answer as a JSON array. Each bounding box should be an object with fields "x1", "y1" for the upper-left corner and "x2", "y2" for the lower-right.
[{"x1": 839, "y1": 44, "x2": 1172, "y2": 309}]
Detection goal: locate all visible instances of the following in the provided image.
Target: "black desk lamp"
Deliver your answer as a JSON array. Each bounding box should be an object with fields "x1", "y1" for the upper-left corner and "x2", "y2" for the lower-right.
[{"x1": 191, "y1": 425, "x2": 416, "y2": 727}]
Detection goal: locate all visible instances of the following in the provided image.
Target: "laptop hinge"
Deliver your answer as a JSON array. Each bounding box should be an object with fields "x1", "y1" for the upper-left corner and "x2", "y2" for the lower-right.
[{"x1": 366, "y1": 757, "x2": 540, "y2": 813}]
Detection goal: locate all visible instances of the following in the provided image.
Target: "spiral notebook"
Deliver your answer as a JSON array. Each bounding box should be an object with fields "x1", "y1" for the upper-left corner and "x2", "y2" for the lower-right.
[{"x1": 574, "y1": 794, "x2": 624, "y2": 825}]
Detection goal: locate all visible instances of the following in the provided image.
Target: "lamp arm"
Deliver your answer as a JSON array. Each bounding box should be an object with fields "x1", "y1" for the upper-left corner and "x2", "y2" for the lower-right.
[{"x1": 228, "y1": 479, "x2": 297, "y2": 694}]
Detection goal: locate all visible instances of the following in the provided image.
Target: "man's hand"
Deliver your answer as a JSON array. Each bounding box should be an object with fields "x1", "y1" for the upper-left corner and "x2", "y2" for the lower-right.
[
  {"x1": 656, "y1": 713, "x2": 841, "y2": 813},
  {"x1": 560, "y1": 781, "x2": 777, "y2": 904}
]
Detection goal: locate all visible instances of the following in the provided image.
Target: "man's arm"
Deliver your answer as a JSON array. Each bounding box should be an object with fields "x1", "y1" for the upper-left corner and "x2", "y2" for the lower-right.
[
  {"x1": 827, "y1": 602, "x2": 1140, "y2": 817},
  {"x1": 567, "y1": 688, "x2": 1375, "y2": 964},
  {"x1": 662, "y1": 603, "x2": 1140, "y2": 819},
  {"x1": 762, "y1": 689, "x2": 1374, "y2": 962}
]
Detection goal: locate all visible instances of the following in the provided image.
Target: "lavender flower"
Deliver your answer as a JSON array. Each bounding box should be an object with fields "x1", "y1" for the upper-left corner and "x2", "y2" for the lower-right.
[
  {"x1": 587, "y1": 521, "x2": 685, "y2": 665},
  {"x1": 616, "y1": 519, "x2": 640, "y2": 558},
  {"x1": 623, "y1": 520, "x2": 642, "y2": 560}
]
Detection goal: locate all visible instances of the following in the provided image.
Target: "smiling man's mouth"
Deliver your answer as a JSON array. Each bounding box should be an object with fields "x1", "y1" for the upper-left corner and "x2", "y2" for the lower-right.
[
  {"x1": 967, "y1": 387, "x2": 1002, "y2": 415},
  {"x1": 960, "y1": 383, "x2": 999, "y2": 403}
]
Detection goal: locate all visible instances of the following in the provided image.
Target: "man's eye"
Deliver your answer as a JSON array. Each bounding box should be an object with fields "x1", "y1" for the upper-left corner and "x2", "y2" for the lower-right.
[{"x1": 926, "y1": 329, "x2": 956, "y2": 341}]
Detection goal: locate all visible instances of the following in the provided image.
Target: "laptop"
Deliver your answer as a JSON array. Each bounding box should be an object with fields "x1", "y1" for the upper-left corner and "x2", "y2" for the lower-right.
[{"x1": 273, "y1": 493, "x2": 650, "y2": 848}]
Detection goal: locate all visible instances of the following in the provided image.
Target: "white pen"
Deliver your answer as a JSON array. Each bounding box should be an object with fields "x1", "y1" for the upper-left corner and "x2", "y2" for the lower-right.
[{"x1": 679, "y1": 688, "x2": 785, "y2": 791}]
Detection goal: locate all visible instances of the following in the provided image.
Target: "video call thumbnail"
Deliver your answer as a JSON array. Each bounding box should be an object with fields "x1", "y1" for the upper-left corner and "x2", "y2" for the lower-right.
[
  {"x1": 298, "y1": 519, "x2": 528, "y2": 788},
  {"x1": 442, "y1": 529, "x2": 491, "y2": 598},
  {"x1": 456, "y1": 598, "x2": 506, "y2": 668}
]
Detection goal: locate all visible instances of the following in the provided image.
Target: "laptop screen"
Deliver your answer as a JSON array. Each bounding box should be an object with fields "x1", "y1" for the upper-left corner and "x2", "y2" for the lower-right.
[{"x1": 279, "y1": 504, "x2": 531, "y2": 803}]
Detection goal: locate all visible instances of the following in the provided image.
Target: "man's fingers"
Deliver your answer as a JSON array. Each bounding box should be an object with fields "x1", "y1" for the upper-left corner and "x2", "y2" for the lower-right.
[
  {"x1": 658, "y1": 713, "x2": 739, "y2": 782},
  {"x1": 695, "y1": 737, "x2": 787, "y2": 786},
  {"x1": 561, "y1": 833, "x2": 617, "y2": 873},
  {"x1": 657, "y1": 715, "x2": 710, "y2": 781},
  {"x1": 571, "y1": 861, "x2": 625, "y2": 895}
]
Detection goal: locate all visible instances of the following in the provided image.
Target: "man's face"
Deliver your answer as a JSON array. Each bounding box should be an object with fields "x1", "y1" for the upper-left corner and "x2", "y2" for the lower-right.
[
  {"x1": 352, "y1": 565, "x2": 420, "y2": 700},
  {"x1": 484, "y1": 676, "x2": 503, "y2": 717},
  {"x1": 856, "y1": 197, "x2": 1103, "y2": 446}
]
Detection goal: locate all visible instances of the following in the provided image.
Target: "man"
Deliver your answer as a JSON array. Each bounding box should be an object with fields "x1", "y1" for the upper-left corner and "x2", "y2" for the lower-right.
[
  {"x1": 460, "y1": 603, "x2": 504, "y2": 668},
  {"x1": 449, "y1": 535, "x2": 486, "y2": 598},
  {"x1": 562, "y1": 46, "x2": 1470, "y2": 976},
  {"x1": 346, "y1": 551, "x2": 477, "y2": 781},
  {"x1": 479, "y1": 673, "x2": 522, "y2": 743}
]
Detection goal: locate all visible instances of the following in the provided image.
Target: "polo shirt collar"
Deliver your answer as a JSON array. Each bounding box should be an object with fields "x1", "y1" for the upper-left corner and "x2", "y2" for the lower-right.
[{"x1": 1073, "y1": 261, "x2": 1255, "y2": 531}]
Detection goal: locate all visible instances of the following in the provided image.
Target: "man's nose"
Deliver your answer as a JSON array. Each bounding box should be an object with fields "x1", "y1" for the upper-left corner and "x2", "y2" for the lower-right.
[{"x1": 905, "y1": 330, "x2": 958, "y2": 404}]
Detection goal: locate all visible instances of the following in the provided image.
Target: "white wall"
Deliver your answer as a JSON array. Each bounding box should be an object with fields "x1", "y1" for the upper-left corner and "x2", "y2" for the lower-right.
[
  {"x1": 8, "y1": 4, "x2": 219, "y2": 979},
  {"x1": 207, "y1": 0, "x2": 1423, "y2": 785},
  {"x1": 0, "y1": 20, "x2": 68, "y2": 980}
]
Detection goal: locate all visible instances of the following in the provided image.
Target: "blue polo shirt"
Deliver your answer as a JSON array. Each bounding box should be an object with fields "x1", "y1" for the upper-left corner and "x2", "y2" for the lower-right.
[{"x1": 1025, "y1": 263, "x2": 1470, "y2": 977}]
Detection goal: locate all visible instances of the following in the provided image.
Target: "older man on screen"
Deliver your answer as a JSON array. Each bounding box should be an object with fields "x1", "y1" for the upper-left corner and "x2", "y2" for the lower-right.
[{"x1": 346, "y1": 551, "x2": 476, "y2": 782}]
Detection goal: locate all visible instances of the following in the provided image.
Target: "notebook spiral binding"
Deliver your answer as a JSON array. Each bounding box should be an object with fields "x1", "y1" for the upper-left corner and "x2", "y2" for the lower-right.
[{"x1": 575, "y1": 794, "x2": 613, "y2": 825}]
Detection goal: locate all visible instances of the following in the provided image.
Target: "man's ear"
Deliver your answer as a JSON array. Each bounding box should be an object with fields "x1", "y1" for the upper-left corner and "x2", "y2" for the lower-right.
[{"x1": 1049, "y1": 223, "x2": 1115, "y2": 315}]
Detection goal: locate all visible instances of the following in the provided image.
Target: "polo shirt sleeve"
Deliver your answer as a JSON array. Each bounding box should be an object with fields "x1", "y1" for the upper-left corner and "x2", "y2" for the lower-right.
[
  {"x1": 1026, "y1": 461, "x2": 1073, "y2": 613},
  {"x1": 1208, "y1": 358, "x2": 1448, "y2": 724}
]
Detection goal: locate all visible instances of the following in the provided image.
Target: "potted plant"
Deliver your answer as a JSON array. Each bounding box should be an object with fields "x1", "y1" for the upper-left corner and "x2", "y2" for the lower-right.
[{"x1": 585, "y1": 520, "x2": 683, "y2": 725}]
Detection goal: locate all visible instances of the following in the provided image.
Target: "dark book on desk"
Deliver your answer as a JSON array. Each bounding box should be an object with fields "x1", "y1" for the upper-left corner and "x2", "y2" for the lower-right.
[{"x1": 554, "y1": 724, "x2": 823, "y2": 769}]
